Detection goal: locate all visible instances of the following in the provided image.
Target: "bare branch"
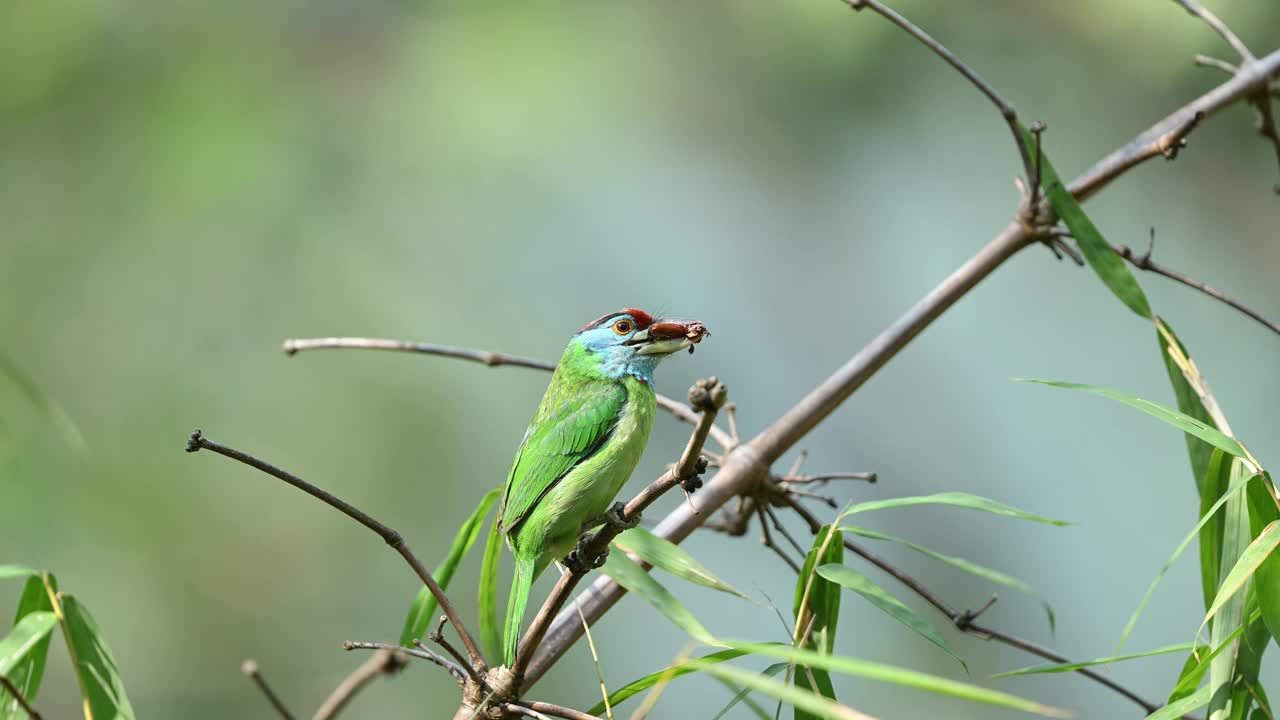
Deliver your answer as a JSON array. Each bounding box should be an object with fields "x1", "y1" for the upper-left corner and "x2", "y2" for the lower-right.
[
  {"x1": 343, "y1": 640, "x2": 467, "y2": 686},
  {"x1": 1115, "y1": 232, "x2": 1280, "y2": 336},
  {"x1": 782, "y1": 472, "x2": 878, "y2": 485},
  {"x1": 1067, "y1": 110, "x2": 1206, "y2": 203},
  {"x1": 508, "y1": 700, "x2": 602, "y2": 720},
  {"x1": 0, "y1": 674, "x2": 43, "y2": 720},
  {"x1": 1194, "y1": 54, "x2": 1239, "y2": 76},
  {"x1": 430, "y1": 615, "x2": 482, "y2": 684},
  {"x1": 1172, "y1": 0, "x2": 1253, "y2": 62},
  {"x1": 841, "y1": 0, "x2": 1038, "y2": 192},
  {"x1": 313, "y1": 648, "x2": 408, "y2": 720},
  {"x1": 281, "y1": 337, "x2": 733, "y2": 448},
  {"x1": 185, "y1": 430, "x2": 488, "y2": 670},
  {"x1": 757, "y1": 502, "x2": 802, "y2": 573}
]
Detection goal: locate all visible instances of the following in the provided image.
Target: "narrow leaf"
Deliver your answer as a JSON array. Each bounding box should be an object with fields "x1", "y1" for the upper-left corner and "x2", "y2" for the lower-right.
[
  {"x1": 586, "y1": 646, "x2": 782, "y2": 715},
  {"x1": 843, "y1": 492, "x2": 1068, "y2": 526},
  {"x1": 1167, "y1": 613, "x2": 1254, "y2": 702},
  {"x1": 0, "y1": 352, "x2": 87, "y2": 452},
  {"x1": 1202, "y1": 449, "x2": 1232, "y2": 611},
  {"x1": 1020, "y1": 124, "x2": 1152, "y2": 318},
  {"x1": 1156, "y1": 319, "x2": 1219, "y2": 493},
  {"x1": 400, "y1": 486, "x2": 502, "y2": 646},
  {"x1": 727, "y1": 642, "x2": 1067, "y2": 717},
  {"x1": 711, "y1": 663, "x2": 789, "y2": 720},
  {"x1": 816, "y1": 564, "x2": 965, "y2": 670},
  {"x1": 1246, "y1": 477, "x2": 1280, "y2": 645},
  {"x1": 2, "y1": 573, "x2": 57, "y2": 716},
  {"x1": 0, "y1": 567, "x2": 37, "y2": 582},
  {"x1": 0, "y1": 612, "x2": 57, "y2": 675},
  {"x1": 793, "y1": 527, "x2": 843, "y2": 719},
  {"x1": 1147, "y1": 686, "x2": 1211, "y2": 720},
  {"x1": 614, "y1": 527, "x2": 752, "y2": 601},
  {"x1": 601, "y1": 553, "x2": 718, "y2": 645},
  {"x1": 1202, "y1": 520, "x2": 1280, "y2": 630},
  {"x1": 1021, "y1": 380, "x2": 1250, "y2": 461},
  {"x1": 993, "y1": 642, "x2": 1196, "y2": 677},
  {"x1": 60, "y1": 594, "x2": 136, "y2": 720},
  {"x1": 691, "y1": 662, "x2": 870, "y2": 720},
  {"x1": 1208, "y1": 459, "x2": 1253, "y2": 720},
  {"x1": 478, "y1": 514, "x2": 504, "y2": 664}
]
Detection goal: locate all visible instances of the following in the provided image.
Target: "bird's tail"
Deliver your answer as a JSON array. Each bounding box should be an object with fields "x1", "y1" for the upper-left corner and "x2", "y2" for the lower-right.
[{"x1": 504, "y1": 554, "x2": 537, "y2": 666}]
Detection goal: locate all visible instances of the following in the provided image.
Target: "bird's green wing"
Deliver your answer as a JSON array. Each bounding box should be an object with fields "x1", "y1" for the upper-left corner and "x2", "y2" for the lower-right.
[{"x1": 500, "y1": 378, "x2": 627, "y2": 534}]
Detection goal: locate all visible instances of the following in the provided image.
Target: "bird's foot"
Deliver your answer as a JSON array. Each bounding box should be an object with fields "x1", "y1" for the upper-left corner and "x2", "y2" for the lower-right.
[
  {"x1": 679, "y1": 456, "x2": 709, "y2": 494},
  {"x1": 603, "y1": 501, "x2": 639, "y2": 531},
  {"x1": 564, "y1": 538, "x2": 609, "y2": 574}
]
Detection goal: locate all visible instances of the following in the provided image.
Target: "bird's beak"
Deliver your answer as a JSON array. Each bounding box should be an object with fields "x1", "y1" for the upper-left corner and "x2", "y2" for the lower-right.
[{"x1": 628, "y1": 320, "x2": 710, "y2": 356}]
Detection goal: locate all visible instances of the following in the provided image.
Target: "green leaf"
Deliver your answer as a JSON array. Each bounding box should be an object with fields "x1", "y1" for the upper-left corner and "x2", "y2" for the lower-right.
[
  {"x1": 842, "y1": 492, "x2": 1068, "y2": 526},
  {"x1": 586, "y1": 646, "x2": 782, "y2": 715},
  {"x1": 993, "y1": 642, "x2": 1196, "y2": 677},
  {"x1": 1167, "y1": 612, "x2": 1254, "y2": 703},
  {"x1": 1202, "y1": 449, "x2": 1233, "y2": 612},
  {"x1": 399, "y1": 486, "x2": 501, "y2": 646},
  {"x1": 816, "y1": 563, "x2": 966, "y2": 670},
  {"x1": 1147, "y1": 686, "x2": 1211, "y2": 720},
  {"x1": 793, "y1": 527, "x2": 843, "y2": 719},
  {"x1": 1202, "y1": 519, "x2": 1280, "y2": 630},
  {"x1": 1020, "y1": 124, "x2": 1151, "y2": 319},
  {"x1": 1156, "y1": 319, "x2": 1219, "y2": 493},
  {"x1": 478, "y1": 513, "x2": 504, "y2": 664},
  {"x1": 614, "y1": 527, "x2": 752, "y2": 601},
  {"x1": 59, "y1": 593, "x2": 136, "y2": 720},
  {"x1": 0, "y1": 567, "x2": 38, "y2": 582},
  {"x1": 2, "y1": 573, "x2": 56, "y2": 716},
  {"x1": 0, "y1": 612, "x2": 57, "y2": 676},
  {"x1": 711, "y1": 662, "x2": 789, "y2": 720},
  {"x1": 1020, "y1": 380, "x2": 1250, "y2": 461},
  {"x1": 726, "y1": 642, "x2": 1067, "y2": 716},
  {"x1": 601, "y1": 553, "x2": 718, "y2": 645},
  {"x1": 841, "y1": 525, "x2": 1054, "y2": 631},
  {"x1": 1117, "y1": 464, "x2": 1256, "y2": 650},
  {"x1": 0, "y1": 352, "x2": 87, "y2": 452},
  {"x1": 1208, "y1": 458, "x2": 1253, "y2": 720},
  {"x1": 1246, "y1": 477, "x2": 1280, "y2": 645},
  {"x1": 691, "y1": 661, "x2": 870, "y2": 720}
]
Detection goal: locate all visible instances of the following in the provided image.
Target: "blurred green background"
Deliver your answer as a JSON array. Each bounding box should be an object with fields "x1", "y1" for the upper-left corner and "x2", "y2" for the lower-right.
[{"x1": 3, "y1": 1, "x2": 1279, "y2": 717}]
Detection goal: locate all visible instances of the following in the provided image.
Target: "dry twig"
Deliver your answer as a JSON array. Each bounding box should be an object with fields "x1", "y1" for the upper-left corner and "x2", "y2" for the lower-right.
[
  {"x1": 313, "y1": 648, "x2": 408, "y2": 720},
  {"x1": 343, "y1": 640, "x2": 467, "y2": 685}
]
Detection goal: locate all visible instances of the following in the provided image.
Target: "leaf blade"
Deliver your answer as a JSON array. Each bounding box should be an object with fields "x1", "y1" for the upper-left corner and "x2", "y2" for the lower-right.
[
  {"x1": 843, "y1": 492, "x2": 1068, "y2": 526},
  {"x1": 586, "y1": 646, "x2": 781, "y2": 715},
  {"x1": 692, "y1": 661, "x2": 870, "y2": 720},
  {"x1": 613, "y1": 527, "x2": 752, "y2": 601},
  {"x1": 478, "y1": 513, "x2": 504, "y2": 664},
  {"x1": 2, "y1": 573, "x2": 57, "y2": 716},
  {"x1": 601, "y1": 553, "x2": 717, "y2": 646},
  {"x1": 993, "y1": 642, "x2": 1197, "y2": 677},
  {"x1": 0, "y1": 612, "x2": 57, "y2": 676}
]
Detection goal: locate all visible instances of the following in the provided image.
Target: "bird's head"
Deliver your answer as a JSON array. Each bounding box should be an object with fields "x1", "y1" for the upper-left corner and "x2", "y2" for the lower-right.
[{"x1": 571, "y1": 308, "x2": 708, "y2": 383}]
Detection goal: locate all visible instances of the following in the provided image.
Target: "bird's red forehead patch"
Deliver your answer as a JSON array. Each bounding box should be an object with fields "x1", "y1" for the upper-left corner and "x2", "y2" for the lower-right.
[{"x1": 621, "y1": 308, "x2": 654, "y2": 329}]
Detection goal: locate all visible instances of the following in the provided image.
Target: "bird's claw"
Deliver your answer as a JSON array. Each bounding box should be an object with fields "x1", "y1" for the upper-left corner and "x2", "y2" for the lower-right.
[
  {"x1": 603, "y1": 501, "x2": 639, "y2": 531},
  {"x1": 565, "y1": 539, "x2": 609, "y2": 574},
  {"x1": 679, "y1": 456, "x2": 709, "y2": 494}
]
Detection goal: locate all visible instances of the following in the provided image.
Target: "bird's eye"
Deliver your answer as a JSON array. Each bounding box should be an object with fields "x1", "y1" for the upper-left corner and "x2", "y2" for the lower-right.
[{"x1": 613, "y1": 320, "x2": 633, "y2": 335}]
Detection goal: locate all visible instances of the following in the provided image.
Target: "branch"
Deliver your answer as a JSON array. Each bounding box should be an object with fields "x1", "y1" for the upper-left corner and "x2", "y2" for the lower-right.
[
  {"x1": 1173, "y1": 0, "x2": 1253, "y2": 62},
  {"x1": 507, "y1": 700, "x2": 602, "y2": 720},
  {"x1": 343, "y1": 641, "x2": 467, "y2": 686},
  {"x1": 1115, "y1": 232, "x2": 1280, "y2": 336},
  {"x1": 0, "y1": 674, "x2": 42, "y2": 720},
  {"x1": 841, "y1": 0, "x2": 1038, "y2": 195},
  {"x1": 510, "y1": 378, "x2": 726, "y2": 684},
  {"x1": 241, "y1": 660, "x2": 295, "y2": 720},
  {"x1": 516, "y1": 42, "x2": 1280, "y2": 691},
  {"x1": 281, "y1": 337, "x2": 732, "y2": 448},
  {"x1": 313, "y1": 648, "x2": 408, "y2": 720},
  {"x1": 185, "y1": 430, "x2": 487, "y2": 670}
]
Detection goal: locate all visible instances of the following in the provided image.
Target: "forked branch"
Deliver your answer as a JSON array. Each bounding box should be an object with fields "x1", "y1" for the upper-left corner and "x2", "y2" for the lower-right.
[{"x1": 313, "y1": 648, "x2": 408, "y2": 720}]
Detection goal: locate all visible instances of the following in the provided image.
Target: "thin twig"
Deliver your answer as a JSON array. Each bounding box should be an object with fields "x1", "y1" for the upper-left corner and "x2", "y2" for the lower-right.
[
  {"x1": 312, "y1": 648, "x2": 408, "y2": 720},
  {"x1": 782, "y1": 472, "x2": 878, "y2": 485},
  {"x1": 1172, "y1": 0, "x2": 1254, "y2": 62},
  {"x1": 185, "y1": 430, "x2": 488, "y2": 670},
  {"x1": 1194, "y1": 54, "x2": 1238, "y2": 76},
  {"x1": 575, "y1": 599, "x2": 613, "y2": 720},
  {"x1": 764, "y1": 503, "x2": 808, "y2": 557},
  {"x1": 1068, "y1": 110, "x2": 1205, "y2": 202},
  {"x1": 0, "y1": 674, "x2": 42, "y2": 720},
  {"x1": 757, "y1": 502, "x2": 802, "y2": 573},
  {"x1": 510, "y1": 379, "x2": 726, "y2": 684},
  {"x1": 281, "y1": 337, "x2": 732, "y2": 448},
  {"x1": 343, "y1": 640, "x2": 466, "y2": 686},
  {"x1": 510, "y1": 700, "x2": 603, "y2": 720},
  {"x1": 430, "y1": 615, "x2": 481, "y2": 684},
  {"x1": 842, "y1": 0, "x2": 1038, "y2": 187},
  {"x1": 1115, "y1": 233, "x2": 1280, "y2": 336}
]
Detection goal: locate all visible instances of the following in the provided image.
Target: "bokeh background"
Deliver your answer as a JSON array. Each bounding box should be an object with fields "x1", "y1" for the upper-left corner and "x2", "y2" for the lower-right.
[{"x1": 3, "y1": 1, "x2": 1279, "y2": 718}]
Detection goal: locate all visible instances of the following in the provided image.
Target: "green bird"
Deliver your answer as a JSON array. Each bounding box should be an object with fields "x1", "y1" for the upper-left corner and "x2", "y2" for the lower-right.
[{"x1": 499, "y1": 308, "x2": 707, "y2": 666}]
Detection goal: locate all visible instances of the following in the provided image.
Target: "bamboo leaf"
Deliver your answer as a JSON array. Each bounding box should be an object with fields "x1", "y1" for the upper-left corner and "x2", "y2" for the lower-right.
[
  {"x1": 793, "y1": 526, "x2": 843, "y2": 719},
  {"x1": 1167, "y1": 613, "x2": 1253, "y2": 703},
  {"x1": 691, "y1": 662, "x2": 870, "y2": 720},
  {"x1": 60, "y1": 594, "x2": 136, "y2": 720},
  {"x1": 0, "y1": 567, "x2": 37, "y2": 582},
  {"x1": 1021, "y1": 380, "x2": 1250, "y2": 461},
  {"x1": 601, "y1": 553, "x2": 718, "y2": 646},
  {"x1": 478, "y1": 513, "x2": 504, "y2": 664},
  {"x1": 2, "y1": 574, "x2": 57, "y2": 716},
  {"x1": 1208, "y1": 459, "x2": 1253, "y2": 720},
  {"x1": 993, "y1": 642, "x2": 1196, "y2": 677},
  {"x1": 400, "y1": 486, "x2": 502, "y2": 646},
  {"x1": 843, "y1": 492, "x2": 1068, "y2": 526},
  {"x1": 726, "y1": 642, "x2": 1067, "y2": 716},
  {"x1": 1202, "y1": 449, "x2": 1232, "y2": 612},
  {"x1": 1245, "y1": 476, "x2": 1280, "y2": 644},
  {"x1": 816, "y1": 563, "x2": 966, "y2": 670},
  {"x1": 614, "y1": 527, "x2": 752, "y2": 601},
  {"x1": 1202, "y1": 520, "x2": 1280, "y2": 630},
  {"x1": 1020, "y1": 124, "x2": 1151, "y2": 319},
  {"x1": 586, "y1": 646, "x2": 783, "y2": 715},
  {"x1": 0, "y1": 612, "x2": 57, "y2": 675},
  {"x1": 1147, "y1": 686, "x2": 1211, "y2": 720},
  {"x1": 1156, "y1": 319, "x2": 1219, "y2": 493},
  {"x1": 711, "y1": 662, "x2": 789, "y2": 720}
]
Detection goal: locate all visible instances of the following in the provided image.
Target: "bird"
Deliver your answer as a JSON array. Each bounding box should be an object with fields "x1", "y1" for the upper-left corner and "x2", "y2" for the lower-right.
[{"x1": 499, "y1": 308, "x2": 707, "y2": 666}]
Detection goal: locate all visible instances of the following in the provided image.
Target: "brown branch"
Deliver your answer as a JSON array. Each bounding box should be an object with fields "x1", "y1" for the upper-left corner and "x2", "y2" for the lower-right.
[
  {"x1": 343, "y1": 640, "x2": 467, "y2": 686},
  {"x1": 510, "y1": 379, "x2": 726, "y2": 685},
  {"x1": 241, "y1": 660, "x2": 295, "y2": 720},
  {"x1": 313, "y1": 648, "x2": 408, "y2": 720},
  {"x1": 185, "y1": 430, "x2": 488, "y2": 671},
  {"x1": 782, "y1": 472, "x2": 878, "y2": 485},
  {"x1": 507, "y1": 700, "x2": 602, "y2": 720},
  {"x1": 281, "y1": 337, "x2": 732, "y2": 448},
  {"x1": 0, "y1": 674, "x2": 42, "y2": 720},
  {"x1": 757, "y1": 502, "x2": 802, "y2": 573},
  {"x1": 1173, "y1": 0, "x2": 1254, "y2": 62},
  {"x1": 1194, "y1": 54, "x2": 1239, "y2": 76},
  {"x1": 1115, "y1": 233, "x2": 1280, "y2": 336},
  {"x1": 430, "y1": 615, "x2": 481, "y2": 684},
  {"x1": 1067, "y1": 111, "x2": 1205, "y2": 203},
  {"x1": 841, "y1": 0, "x2": 1038, "y2": 194}
]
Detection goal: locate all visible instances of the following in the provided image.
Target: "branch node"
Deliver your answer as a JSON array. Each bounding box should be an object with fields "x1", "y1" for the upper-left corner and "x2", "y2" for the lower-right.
[
  {"x1": 956, "y1": 594, "x2": 999, "y2": 630},
  {"x1": 186, "y1": 429, "x2": 204, "y2": 453}
]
